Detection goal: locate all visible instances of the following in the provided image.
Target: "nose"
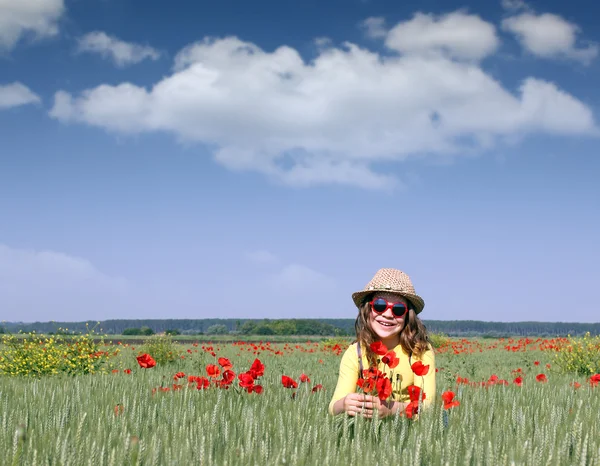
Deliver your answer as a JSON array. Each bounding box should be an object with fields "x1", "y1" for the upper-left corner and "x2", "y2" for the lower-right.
[{"x1": 381, "y1": 307, "x2": 396, "y2": 318}]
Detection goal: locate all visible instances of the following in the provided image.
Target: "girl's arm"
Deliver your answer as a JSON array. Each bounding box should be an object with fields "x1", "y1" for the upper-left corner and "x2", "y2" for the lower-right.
[
  {"x1": 377, "y1": 398, "x2": 409, "y2": 417},
  {"x1": 328, "y1": 344, "x2": 360, "y2": 415}
]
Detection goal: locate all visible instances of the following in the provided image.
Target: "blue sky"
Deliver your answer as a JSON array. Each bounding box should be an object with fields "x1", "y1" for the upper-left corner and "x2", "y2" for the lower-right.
[{"x1": 1, "y1": 0, "x2": 599, "y2": 323}]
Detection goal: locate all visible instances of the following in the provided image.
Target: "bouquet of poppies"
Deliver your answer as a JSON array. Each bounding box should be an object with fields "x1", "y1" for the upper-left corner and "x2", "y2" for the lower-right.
[
  {"x1": 356, "y1": 342, "x2": 399, "y2": 402},
  {"x1": 357, "y1": 341, "x2": 434, "y2": 419}
]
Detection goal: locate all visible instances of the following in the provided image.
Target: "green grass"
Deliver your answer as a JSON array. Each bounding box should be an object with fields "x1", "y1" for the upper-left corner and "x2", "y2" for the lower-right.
[
  {"x1": 6, "y1": 334, "x2": 348, "y2": 344},
  {"x1": 111, "y1": 334, "x2": 345, "y2": 343},
  {"x1": 1, "y1": 340, "x2": 599, "y2": 465}
]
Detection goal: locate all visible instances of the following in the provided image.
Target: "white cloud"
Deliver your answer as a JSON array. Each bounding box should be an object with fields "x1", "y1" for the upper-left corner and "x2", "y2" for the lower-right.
[
  {"x1": 361, "y1": 17, "x2": 387, "y2": 39},
  {"x1": 0, "y1": 0, "x2": 65, "y2": 51},
  {"x1": 502, "y1": 13, "x2": 598, "y2": 64},
  {"x1": 77, "y1": 31, "x2": 161, "y2": 67},
  {"x1": 517, "y1": 78, "x2": 597, "y2": 133},
  {"x1": 0, "y1": 82, "x2": 40, "y2": 109},
  {"x1": 244, "y1": 249, "x2": 280, "y2": 265},
  {"x1": 0, "y1": 244, "x2": 128, "y2": 321},
  {"x1": 385, "y1": 11, "x2": 500, "y2": 60},
  {"x1": 49, "y1": 27, "x2": 597, "y2": 189}
]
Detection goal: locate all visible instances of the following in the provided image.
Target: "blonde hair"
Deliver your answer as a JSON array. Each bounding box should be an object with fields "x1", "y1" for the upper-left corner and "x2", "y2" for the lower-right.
[{"x1": 354, "y1": 295, "x2": 430, "y2": 368}]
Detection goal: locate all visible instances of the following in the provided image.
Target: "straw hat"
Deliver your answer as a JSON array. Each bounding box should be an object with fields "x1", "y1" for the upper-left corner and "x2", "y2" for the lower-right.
[{"x1": 351, "y1": 268, "x2": 425, "y2": 314}]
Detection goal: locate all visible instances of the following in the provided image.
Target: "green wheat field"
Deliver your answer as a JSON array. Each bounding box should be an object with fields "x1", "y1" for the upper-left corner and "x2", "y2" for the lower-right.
[{"x1": 2, "y1": 337, "x2": 599, "y2": 465}]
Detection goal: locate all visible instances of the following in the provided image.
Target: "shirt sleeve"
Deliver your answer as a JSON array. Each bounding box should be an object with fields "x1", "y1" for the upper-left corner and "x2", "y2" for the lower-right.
[
  {"x1": 413, "y1": 345, "x2": 436, "y2": 407},
  {"x1": 328, "y1": 344, "x2": 360, "y2": 415}
]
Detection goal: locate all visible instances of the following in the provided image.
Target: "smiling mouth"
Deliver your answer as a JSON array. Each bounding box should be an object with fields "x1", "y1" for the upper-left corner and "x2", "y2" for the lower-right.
[{"x1": 376, "y1": 321, "x2": 396, "y2": 328}]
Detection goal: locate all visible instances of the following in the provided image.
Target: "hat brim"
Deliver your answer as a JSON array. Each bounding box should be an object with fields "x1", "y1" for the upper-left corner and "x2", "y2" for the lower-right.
[{"x1": 352, "y1": 289, "x2": 425, "y2": 314}]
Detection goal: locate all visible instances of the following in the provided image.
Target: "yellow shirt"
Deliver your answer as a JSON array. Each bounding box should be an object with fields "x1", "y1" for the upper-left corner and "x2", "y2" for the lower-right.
[{"x1": 328, "y1": 342, "x2": 436, "y2": 415}]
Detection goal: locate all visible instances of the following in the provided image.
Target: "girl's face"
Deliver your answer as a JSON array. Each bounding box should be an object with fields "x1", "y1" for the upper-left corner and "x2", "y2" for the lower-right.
[{"x1": 368, "y1": 292, "x2": 408, "y2": 347}]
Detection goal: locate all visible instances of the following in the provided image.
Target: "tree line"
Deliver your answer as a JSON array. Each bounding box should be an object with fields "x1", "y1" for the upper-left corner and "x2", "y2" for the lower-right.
[{"x1": 1, "y1": 319, "x2": 599, "y2": 337}]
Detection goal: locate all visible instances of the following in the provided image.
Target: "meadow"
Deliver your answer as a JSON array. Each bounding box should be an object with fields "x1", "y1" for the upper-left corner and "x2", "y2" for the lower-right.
[{"x1": 2, "y1": 335, "x2": 600, "y2": 465}]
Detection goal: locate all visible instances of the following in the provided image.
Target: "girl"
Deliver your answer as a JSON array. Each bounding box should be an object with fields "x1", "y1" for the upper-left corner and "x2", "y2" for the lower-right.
[{"x1": 329, "y1": 268, "x2": 436, "y2": 418}]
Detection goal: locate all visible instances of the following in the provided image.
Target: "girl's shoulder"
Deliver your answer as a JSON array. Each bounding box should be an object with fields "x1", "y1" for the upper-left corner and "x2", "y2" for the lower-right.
[
  {"x1": 424, "y1": 342, "x2": 435, "y2": 355},
  {"x1": 390, "y1": 342, "x2": 435, "y2": 360},
  {"x1": 341, "y1": 342, "x2": 362, "y2": 360},
  {"x1": 344, "y1": 341, "x2": 359, "y2": 353},
  {"x1": 413, "y1": 344, "x2": 436, "y2": 363}
]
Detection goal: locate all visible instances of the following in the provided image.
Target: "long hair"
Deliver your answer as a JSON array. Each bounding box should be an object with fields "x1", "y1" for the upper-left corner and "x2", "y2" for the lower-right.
[{"x1": 354, "y1": 295, "x2": 430, "y2": 368}]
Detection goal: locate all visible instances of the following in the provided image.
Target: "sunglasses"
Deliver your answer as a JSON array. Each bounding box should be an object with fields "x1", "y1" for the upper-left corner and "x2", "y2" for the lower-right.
[{"x1": 370, "y1": 298, "x2": 409, "y2": 318}]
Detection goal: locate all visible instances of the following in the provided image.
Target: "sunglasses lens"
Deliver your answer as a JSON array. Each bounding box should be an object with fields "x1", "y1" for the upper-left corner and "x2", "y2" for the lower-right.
[
  {"x1": 392, "y1": 304, "x2": 407, "y2": 317},
  {"x1": 372, "y1": 298, "x2": 388, "y2": 313}
]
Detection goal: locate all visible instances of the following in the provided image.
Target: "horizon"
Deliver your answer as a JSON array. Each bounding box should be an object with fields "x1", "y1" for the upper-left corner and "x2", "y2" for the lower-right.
[
  {"x1": 1, "y1": 0, "x2": 599, "y2": 324},
  {"x1": 3, "y1": 317, "x2": 598, "y2": 325}
]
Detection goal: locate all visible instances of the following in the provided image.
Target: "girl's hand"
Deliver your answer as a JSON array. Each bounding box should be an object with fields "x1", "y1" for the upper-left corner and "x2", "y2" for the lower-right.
[
  {"x1": 342, "y1": 393, "x2": 379, "y2": 418},
  {"x1": 376, "y1": 399, "x2": 409, "y2": 418}
]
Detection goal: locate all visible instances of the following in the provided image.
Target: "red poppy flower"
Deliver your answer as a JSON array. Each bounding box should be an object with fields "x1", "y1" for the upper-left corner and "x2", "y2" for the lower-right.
[
  {"x1": 513, "y1": 376, "x2": 523, "y2": 386},
  {"x1": 363, "y1": 367, "x2": 384, "y2": 379},
  {"x1": 206, "y1": 364, "x2": 221, "y2": 378},
  {"x1": 251, "y1": 385, "x2": 263, "y2": 394},
  {"x1": 411, "y1": 361, "x2": 430, "y2": 377},
  {"x1": 571, "y1": 381, "x2": 581, "y2": 389},
  {"x1": 370, "y1": 341, "x2": 388, "y2": 356},
  {"x1": 196, "y1": 377, "x2": 210, "y2": 389},
  {"x1": 366, "y1": 377, "x2": 380, "y2": 394},
  {"x1": 114, "y1": 404, "x2": 124, "y2": 416},
  {"x1": 218, "y1": 357, "x2": 233, "y2": 371},
  {"x1": 405, "y1": 401, "x2": 419, "y2": 419},
  {"x1": 281, "y1": 375, "x2": 298, "y2": 389},
  {"x1": 299, "y1": 373, "x2": 310, "y2": 383},
  {"x1": 173, "y1": 372, "x2": 186, "y2": 380},
  {"x1": 222, "y1": 369, "x2": 235, "y2": 385},
  {"x1": 357, "y1": 377, "x2": 376, "y2": 394},
  {"x1": 376, "y1": 377, "x2": 392, "y2": 400},
  {"x1": 382, "y1": 350, "x2": 399, "y2": 369},
  {"x1": 534, "y1": 361, "x2": 540, "y2": 366},
  {"x1": 249, "y1": 358, "x2": 265, "y2": 378},
  {"x1": 136, "y1": 353, "x2": 156, "y2": 369},
  {"x1": 123, "y1": 369, "x2": 132, "y2": 374},
  {"x1": 312, "y1": 384, "x2": 323, "y2": 392},
  {"x1": 441, "y1": 391, "x2": 460, "y2": 410},
  {"x1": 238, "y1": 372, "x2": 255, "y2": 389},
  {"x1": 407, "y1": 384, "x2": 426, "y2": 403},
  {"x1": 536, "y1": 373, "x2": 547, "y2": 383},
  {"x1": 589, "y1": 374, "x2": 600, "y2": 387}
]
